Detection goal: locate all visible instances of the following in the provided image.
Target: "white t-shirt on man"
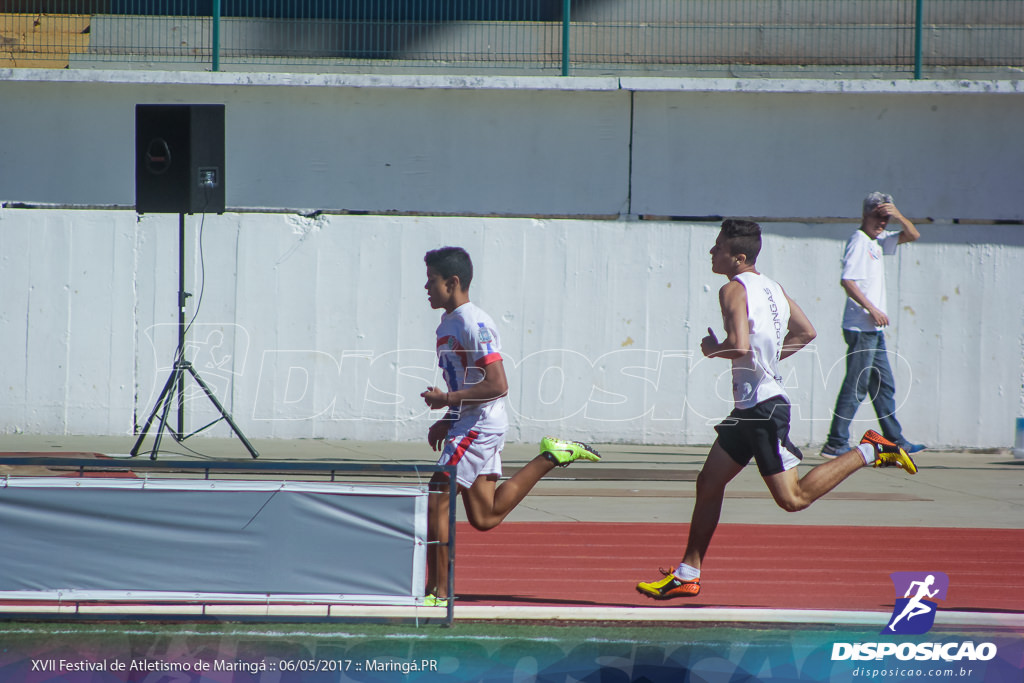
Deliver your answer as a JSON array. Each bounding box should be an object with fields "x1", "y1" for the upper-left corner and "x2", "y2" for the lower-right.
[{"x1": 841, "y1": 229, "x2": 900, "y2": 332}]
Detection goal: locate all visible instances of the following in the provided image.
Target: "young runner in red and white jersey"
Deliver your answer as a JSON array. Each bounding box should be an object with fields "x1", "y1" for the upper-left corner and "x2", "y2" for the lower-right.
[{"x1": 419, "y1": 246, "x2": 601, "y2": 605}]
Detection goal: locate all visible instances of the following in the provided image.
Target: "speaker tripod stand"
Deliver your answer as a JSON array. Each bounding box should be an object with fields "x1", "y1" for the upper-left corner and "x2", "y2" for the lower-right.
[{"x1": 131, "y1": 212, "x2": 259, "y2": 460}]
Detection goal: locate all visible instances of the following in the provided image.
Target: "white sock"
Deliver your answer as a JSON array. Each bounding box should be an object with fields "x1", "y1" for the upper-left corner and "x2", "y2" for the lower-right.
[
  {"x1": 673, "y1": 563, "x2": 700, "y2": 581},
  {"x1": 858, "y1": 443, "x2": 876, "y2": 465}
]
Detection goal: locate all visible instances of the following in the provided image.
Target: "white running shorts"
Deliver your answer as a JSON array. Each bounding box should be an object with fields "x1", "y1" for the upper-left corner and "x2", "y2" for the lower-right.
[{"x1": 438, "y1": 429, "x2": 504, "y2": 489}]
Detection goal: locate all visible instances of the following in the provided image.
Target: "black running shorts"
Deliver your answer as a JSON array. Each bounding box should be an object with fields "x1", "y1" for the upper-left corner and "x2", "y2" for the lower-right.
[{"x1": 714, "y1": 395, "x2": 804, "y2": 477}]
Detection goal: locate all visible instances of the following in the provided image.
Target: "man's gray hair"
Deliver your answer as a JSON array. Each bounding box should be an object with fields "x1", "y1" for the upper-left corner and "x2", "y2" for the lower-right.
[{"x1": 863, "y1": 191, "x2": 894, "y2": 217}]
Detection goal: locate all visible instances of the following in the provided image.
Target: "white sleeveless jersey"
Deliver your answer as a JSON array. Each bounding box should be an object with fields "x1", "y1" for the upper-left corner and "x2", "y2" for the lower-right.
[
  {"x1": 435, "y1": 302, "x2": 508, "y2": 433},
  {"x1": 731, "y1": 272, "x2": 790, "y2": 409}
]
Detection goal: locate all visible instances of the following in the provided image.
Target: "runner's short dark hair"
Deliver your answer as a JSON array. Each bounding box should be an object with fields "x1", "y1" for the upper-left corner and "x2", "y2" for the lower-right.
[
  {"x1": 425, "y1": 246, "x2": 473, "y2": 290},
  {"x1": 720, "y1": 219, "x2": 762, "y2": 264}
]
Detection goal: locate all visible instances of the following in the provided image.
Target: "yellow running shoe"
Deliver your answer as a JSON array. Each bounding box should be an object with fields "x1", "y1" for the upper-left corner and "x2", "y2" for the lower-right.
[
  {"x1": 422, "y1": 595, "x2": 449, "y2": 607},
  {"x1": 539, "y1": 437, "x2": 601, "y2": 467},
  {"x1": 636, "y1": 568, "x2": 701, "y2": 600},
  {"x1": 861, "y1": 430, "x2": 918, "y2": 474}
]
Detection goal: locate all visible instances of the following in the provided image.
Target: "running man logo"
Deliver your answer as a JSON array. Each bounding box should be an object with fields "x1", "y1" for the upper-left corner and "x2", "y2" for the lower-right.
[{"x1": 884, "y1": 571, "x2": 949, "y2": 635}]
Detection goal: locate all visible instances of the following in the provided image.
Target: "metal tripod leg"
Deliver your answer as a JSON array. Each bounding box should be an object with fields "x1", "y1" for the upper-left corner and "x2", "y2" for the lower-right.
[
  {"x1": 185, "y1": 363, "x2": 259, "y2": 459},
  {"x1": 130, "y1": 361, "x2": 185, "y2": 459}
]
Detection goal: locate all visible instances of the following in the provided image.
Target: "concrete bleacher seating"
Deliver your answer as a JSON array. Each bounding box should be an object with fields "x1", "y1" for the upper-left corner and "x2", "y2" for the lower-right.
[{"x1": 1, "y1": 13, "x2": 90, "y2": 68}]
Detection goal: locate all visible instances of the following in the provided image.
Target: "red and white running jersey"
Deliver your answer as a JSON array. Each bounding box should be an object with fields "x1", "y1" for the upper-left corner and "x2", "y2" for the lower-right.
[{"x1": 435, "y1": 302, "x2": 508, "y2": 433}]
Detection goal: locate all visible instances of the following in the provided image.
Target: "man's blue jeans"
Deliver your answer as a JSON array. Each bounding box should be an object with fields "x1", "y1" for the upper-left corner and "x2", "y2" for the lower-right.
[{"x1": 826, "y1": 329, "x2": 904, "y2": 449}]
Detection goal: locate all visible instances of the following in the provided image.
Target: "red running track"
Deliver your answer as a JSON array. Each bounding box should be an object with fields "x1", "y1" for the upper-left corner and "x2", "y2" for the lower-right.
[{"x1": 453, "y1": 522, "x2": 1024, "y2": 614}]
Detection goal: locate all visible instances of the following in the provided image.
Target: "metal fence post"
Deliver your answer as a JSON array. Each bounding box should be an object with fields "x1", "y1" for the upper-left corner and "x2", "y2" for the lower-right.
[
  {"x1": 446, "y1": 464, "x2": 457, "y2": 623},
  {"x1": 914, "y1": 0, "x2": 924, "y2": 79},
  {"x1": 212, "y1": 0, "x2": 221, "y2": 72},
  {"x1": 561, "y1": 0, "x2": 570, "y2": 76}
]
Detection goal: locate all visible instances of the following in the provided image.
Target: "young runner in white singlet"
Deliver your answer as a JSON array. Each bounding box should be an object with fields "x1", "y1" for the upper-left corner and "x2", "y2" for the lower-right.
[{"x1": 636, "y1": 220, "x2": 918, "y2": 601}]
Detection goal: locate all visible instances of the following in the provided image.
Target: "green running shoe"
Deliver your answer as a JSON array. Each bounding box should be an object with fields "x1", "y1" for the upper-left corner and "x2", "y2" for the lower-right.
[
  {"x1": 422, "y1": 595, "x2": 449, "y2": 607},
  {"x1": 540, "y1": 437, "x2": 601, "y2": 467}
]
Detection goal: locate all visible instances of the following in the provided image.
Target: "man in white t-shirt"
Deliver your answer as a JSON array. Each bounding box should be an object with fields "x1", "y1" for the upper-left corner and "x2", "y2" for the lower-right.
[
  {"x1": 821, "y1": 192, "x2": 925, "y2": 458},
  {"x1": 419, "y1": 247, "x2": 601, "y2": 605}
]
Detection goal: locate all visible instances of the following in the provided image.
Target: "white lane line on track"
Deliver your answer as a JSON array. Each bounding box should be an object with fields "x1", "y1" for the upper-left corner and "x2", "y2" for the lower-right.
[
  {"x1": 0, "y1": 604, "x2": 1018, "y2": 629},
  {"x1": 451, "y1": 606, "x2": 1024, "y2": 628}
]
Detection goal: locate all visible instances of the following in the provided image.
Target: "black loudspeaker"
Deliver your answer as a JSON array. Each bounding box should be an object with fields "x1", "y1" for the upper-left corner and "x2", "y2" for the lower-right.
[{"x1": 135, "y1": 104, "x2": 225, "y2": 214}]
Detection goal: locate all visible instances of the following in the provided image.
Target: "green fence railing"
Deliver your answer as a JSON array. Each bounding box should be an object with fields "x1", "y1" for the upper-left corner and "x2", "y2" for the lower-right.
[{"x1": 2, "y1": 1, "x2": 1022, "y2": 79}]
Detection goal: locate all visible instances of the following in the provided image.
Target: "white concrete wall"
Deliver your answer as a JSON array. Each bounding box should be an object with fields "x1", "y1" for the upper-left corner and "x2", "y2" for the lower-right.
[
  {"x1": 629, "y1": 82, "x2": 1024, "y2": 221},
  {"x1": 1, "y1": 71, "x2": 1021, "y2": 220},
  {"x1": 0, "y1": 207, "x2": 1020, "y2": 449},
  {"x1": 1, "y1": 70, "x2": 1022, "y2": 447}
]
